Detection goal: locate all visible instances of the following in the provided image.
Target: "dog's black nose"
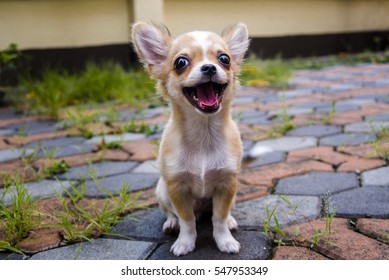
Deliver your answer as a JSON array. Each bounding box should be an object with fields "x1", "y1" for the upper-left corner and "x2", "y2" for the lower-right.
[{"x1": 201, "y1": 64, "x2": 217, "y2": 77}]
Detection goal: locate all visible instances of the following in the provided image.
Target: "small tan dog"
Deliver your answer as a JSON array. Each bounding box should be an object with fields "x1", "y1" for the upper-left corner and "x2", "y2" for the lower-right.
[{"x1": 132, "y1": 22, "x2": 249, "y2": 256}]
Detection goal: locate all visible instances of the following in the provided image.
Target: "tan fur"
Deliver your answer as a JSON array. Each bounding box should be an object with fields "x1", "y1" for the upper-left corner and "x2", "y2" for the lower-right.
[{"x1": 132, "y1": 22, "x2": 249, "y2": 256}]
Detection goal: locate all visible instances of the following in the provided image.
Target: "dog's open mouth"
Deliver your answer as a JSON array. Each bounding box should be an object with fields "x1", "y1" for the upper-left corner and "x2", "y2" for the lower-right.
[{"x1": 183, "y1": 82, "x2": 227, "y2": 114}]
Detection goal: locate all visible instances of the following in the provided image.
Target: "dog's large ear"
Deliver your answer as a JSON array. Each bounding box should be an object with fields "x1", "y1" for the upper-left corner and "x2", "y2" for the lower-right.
[
  {"x1": 131, "y1": 22, "x2": 172, "y2": 79},
  {"x1": 222, "y1": 23, "x2": 250, "y2": 65}
]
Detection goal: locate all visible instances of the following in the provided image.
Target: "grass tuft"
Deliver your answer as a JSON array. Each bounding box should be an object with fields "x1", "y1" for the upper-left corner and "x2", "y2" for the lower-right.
[
  {"x1": 0, "y1": 178, "x2": 37, "y2": 245},
  {"x1": 19, "y1": 62, "x2": 159, "y2": 119}
]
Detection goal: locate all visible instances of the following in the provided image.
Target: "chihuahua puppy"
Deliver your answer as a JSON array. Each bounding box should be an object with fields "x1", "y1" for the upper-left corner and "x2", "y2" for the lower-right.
[{"x1": 132, "y1": 22, "x2": 249, "y2": 256}]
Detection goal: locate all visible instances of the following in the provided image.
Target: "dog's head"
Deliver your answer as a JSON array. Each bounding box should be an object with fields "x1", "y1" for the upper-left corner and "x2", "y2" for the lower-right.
[{"x1": 132, "y1": 22, "x2": 249, "y2": 115}]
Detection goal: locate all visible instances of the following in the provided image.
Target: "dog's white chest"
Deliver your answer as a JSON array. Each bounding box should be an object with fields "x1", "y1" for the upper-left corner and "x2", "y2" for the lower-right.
[{"x1": 168, "y1": 140, "x2": 237, "y2": 198}]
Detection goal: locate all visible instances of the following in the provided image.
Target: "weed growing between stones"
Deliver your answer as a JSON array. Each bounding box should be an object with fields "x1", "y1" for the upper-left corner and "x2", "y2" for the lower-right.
[
  {"x1": 313, "y1": 192, "x2": 337, "y2": 247},
  {"x1": 369, "y1": 120, "x2": 389, "y2": 159},
  {"x1": 262, "y1": 194, "x2": 337, "y2": 249},
  {"x1": 41, "y1": 145, "x2": 58, "y2": 159},
  {"x1": 321, "y1": 101, "x2": 337, "y2": 125},
  {"x1": 262, "y1": 195, "x2": 302, "y2": 245},
  {"x1": 0, "y1": 172, "x2": 16, "y2": 188},
  {"x1": 0, "y1": 164, "x2": 140, "y2": 255},
  {"x1": 18, "y1": 62, "x2": 158, "y2": 120},
  {"x1": 121, "y1": 119, "x2": 159, "y2": 136},
  {"x1": 51, "y1": 167, "x2": 140, "y2": 244},
  {"x1": 20, "y1": 145, "x2": 39, "y2": 166},
  {"x1": 41, "y1": 160, "x2": 71, "y2": 178},
  {"x1": 265, "y1": 103, "x2": 295, "y2": 139},
  {"x1": 0, "y1": 178, "x2": 38, "y2": 249}
]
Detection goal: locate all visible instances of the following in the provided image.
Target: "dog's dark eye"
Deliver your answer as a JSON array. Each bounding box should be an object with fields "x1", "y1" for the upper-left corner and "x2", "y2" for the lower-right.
[
  {"x1": 174, "y1": 57, "x2": 189, "y2": 70},
  {"x1": 218, "y1": 54, "x2": 230, "y2": 66}
]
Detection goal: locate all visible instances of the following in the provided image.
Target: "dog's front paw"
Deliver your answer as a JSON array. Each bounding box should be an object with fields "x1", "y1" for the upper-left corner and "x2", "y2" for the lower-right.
[
  {"x1": 228, "y1": 215, "x2": 238, "y2": 231},
  {"x1": 215, "y1": 235, "x2": 240, "y2": 254},
  {"x1": 170, "y1": 236, "x2": 196, "y2": 256},
  {"x1": 163, "y1": 217, "x2": 179, "y2": 233}
]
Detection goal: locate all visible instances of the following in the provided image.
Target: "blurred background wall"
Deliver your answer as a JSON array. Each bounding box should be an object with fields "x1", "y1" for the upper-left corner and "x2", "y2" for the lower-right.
[{"x1": 1, "y1": 0, "x2": 389, "y2": 70}]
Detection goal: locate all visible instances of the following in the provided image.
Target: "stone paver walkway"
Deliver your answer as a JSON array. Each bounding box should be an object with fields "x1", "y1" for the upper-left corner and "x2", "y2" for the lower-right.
[{"x1": 1, "y1": 63, "x2": 389, "y2": 260}]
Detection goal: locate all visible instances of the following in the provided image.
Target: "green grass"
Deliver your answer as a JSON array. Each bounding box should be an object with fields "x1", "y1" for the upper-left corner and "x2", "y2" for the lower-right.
[
  {"x1": 240, "y1": 58, "x2": 292, "y2": 88},
  {"x1": 121, "y1": 119, "x2": 160, "y2": 136},
  {"x1": 53, "y1": 171, "x2": 140, "y2": 244},
  {"x1": 240, "y1": 50, "x2": 389, "y2": 89},
  {"x1": 20, "y1": 62, "x2": 159, "y2": 119},
  {"x1": 0, "y1": 163, "x2": 140, "y2": 254},
  {"x1": 0, "y1": 178, "x2": 38, "y2": 245},
  {"x1": 263, "y1": 106, "x2": 295, "y2": 139},
  {"x1": 262, "y1": 194, "x2": 337, "y2": 248},
  {"x1": 42, "y1": 160, "x2": 71, "y2": 177},
  {"x1": 368, "y1": 120, "x2": 389, "y2": 159},
  {"x1": 321, "y1": 101, "x2": 337, "y2": 125}
]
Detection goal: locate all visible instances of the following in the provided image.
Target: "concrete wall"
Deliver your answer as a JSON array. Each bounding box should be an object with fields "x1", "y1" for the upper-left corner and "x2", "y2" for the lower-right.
[
  {"x1": 164, "y1": 0, "x2": 389, "y2": 37},
  {"x1": 0, "y1": 0, "x2": 131, "y2": 49},
  {"x1": 1, "y1": 0, "x2": 388, "y2": 51}
]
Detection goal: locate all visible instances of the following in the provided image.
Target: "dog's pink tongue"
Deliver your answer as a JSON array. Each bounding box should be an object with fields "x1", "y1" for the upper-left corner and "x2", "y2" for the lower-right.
[{"x1": 197, "y1": 83, "x2": 218, "y2": 109}]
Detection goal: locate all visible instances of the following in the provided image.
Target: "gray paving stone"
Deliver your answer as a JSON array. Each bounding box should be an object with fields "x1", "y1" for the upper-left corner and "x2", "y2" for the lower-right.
[
  {"x1": 131, "y1": 160, "x2": 159, "y2": 174},
  {"x1": 294, "y1": 101, "x2": 332, "y2": 110},
  {"x1": 362, "y1": 166, "x2": 389, "y2": 187},
  {"x1": 148, "y1": 230, "x2": 270, "y2": 260},
  {"x1": 0, "y1": 252, "x2": 27, "y2": 260},
  {"x1": 233, "y1": 95, "x2": 257, "y2": 105},
  {"x1": 277, "y1": 88, "x2": 313, "y2": 99},
  {"x1": 29, "y1": 238, "x2": 157, "y2": 260},
  {"x1": 0, "y1": 148, "x2": 35, "y2": 163},
  {"x1": 83, "y1": 173, "x2": 159, "y2": 197},
  {"x1": 0, "y1": 110, "x2": 22, "y2": 120},
  {"x1": 337, "y1": 99, "x2": 376, "y2": 107},
  {"x1": 257, "y1": 93, "x2": 279, "y2": 103},
  {"x1": 238, "y1": 110, "x2": 267, "y2": 121},
  {"x1": 24, "y1": 137, "x2": 84, "y2": 149},
  {"x1": 275, "y1": 172, "x2": 358, "y2": 196},
  {"x1": 270, "y1": 106, "x2": 313, "y2": 117},
  {"x1": 352, "y1": 94, "x2": 383, "y2": 101},
  {"x1": 316, "y1": 103, "x2": 360, "y2": 113},
  {"x1": 135, "y1": 107, "x2": 170, "y2": 120},
  {"x1": 376, "y1": 94, "x2": 389, "y2": 103},
  {"x1": 250, "y1": 136, "x2": 317, "y2": 155},
  {"x1": 24, "y1": 137, "x2": 95, "y2": 158},
  {"x1": 238, "y1": 111, "x2": 273, "y2": 125},
  {"x1": 246, "y1": 151, "x2": 286, "y2": 169},
  {"x1": 286, "y1": 125, "x2": 341, "y2": 137},
  {"x1": 118, "y1": 110, "x2": 137, "y2": 121},
  {"x1": 0, "y1": 128, "x2": 14, "y2": 135},
  {"x1": 242, "y1": 140, "x2": 254, "y2": 159},
  {"x1": 232, "y1": 195, "x2": 321, "y2": 229},
  {"x1": 328, "y1": 186, "x2": 389, "y2": 218},
  {"x1": 37, "y1": 143, "x2": 95, "y2": 158},
  {"x1": 288, "y1": 76, "x2": 311, "y2": 86},
  {"x1": 344, "y1": 121, "x2": 389, "y2": 134},
  {"x1": 0, "y1": 180, "x2": 73, "y2": 207},
  {"x1": 7, "y1": 121, "x2": 59, "y2": 135},
  {"x1": 326, "y1": 84, "x2": 358, "y2": 93},
  {"x1": 147, "y1": 132, "x2": 163, "y2": 141},
  {"x1": 85, "y1": 133, "x2": 146, "y2": 144},
  {"x1": 374, "y1": 79, "x2": 389, "y2": 87},
  {"x1": 319, "y1": 133, "x2": 377, "y2": 147},
  {"x1": 55, "y1": 161, "x2": 138, "y2": 181},
  {"x1": 110, "y1": 208, "x2": 173, "y2": 242},
  {"x1": 366, "y1": 113, "x2": 389, "y2": 122}
]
